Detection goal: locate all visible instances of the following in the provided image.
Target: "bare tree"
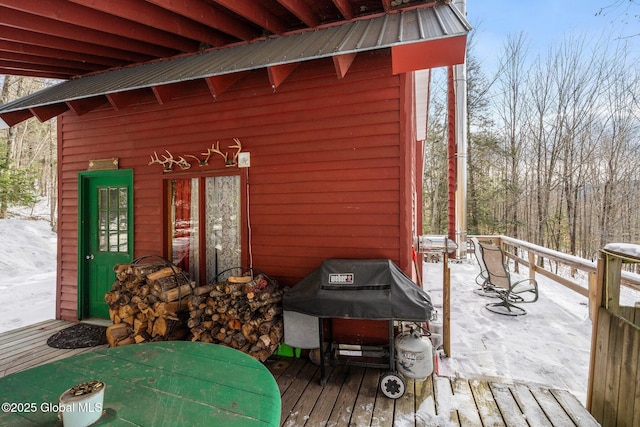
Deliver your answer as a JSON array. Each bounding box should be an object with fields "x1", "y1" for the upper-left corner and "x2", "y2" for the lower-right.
[
  {"x1": 466, "y1": 36, "x2": 501, "y2": 235},
  {"x1": 456, "y1": 26, "x2": 640, "y2": 256},
  {"x1": 597, "y1": 0, "x2": 640, "y2": 39},
  {"x1": 593, "y1": 60, "x2": 640, "y2": 248},
  {"x1": 494, "y1": 33, "x2": 529, "y2": 239},
  {"x1": 423, "y1": 68, "x2": 449, "y2": 234}
]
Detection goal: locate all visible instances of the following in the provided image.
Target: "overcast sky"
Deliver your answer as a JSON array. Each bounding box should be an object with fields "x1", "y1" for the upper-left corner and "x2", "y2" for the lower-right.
[{"x1": 467, "y1": 0, "x2": 640, "y2": 71}]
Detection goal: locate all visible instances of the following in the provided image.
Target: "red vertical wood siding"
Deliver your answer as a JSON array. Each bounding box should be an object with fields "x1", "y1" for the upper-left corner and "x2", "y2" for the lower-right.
[{"x1": 56, "y1": 50, "x2": 419, "y2": 322}]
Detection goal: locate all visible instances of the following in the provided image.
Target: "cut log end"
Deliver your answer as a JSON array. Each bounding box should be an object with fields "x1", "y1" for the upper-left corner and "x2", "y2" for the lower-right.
[{"x1": 105, "y1": 264, "x2": 283, "y2": 360}]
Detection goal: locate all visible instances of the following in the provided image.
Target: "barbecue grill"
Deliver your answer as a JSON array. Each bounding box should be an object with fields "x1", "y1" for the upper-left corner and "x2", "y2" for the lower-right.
[{"x1": 282, "y1": 259, "x2": 433, "y2": 398}]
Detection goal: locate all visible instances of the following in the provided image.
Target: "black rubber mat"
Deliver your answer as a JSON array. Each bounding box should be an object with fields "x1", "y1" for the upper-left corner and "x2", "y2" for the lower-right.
[{"x1": 46, "y1": 324, "x2": 108, "y2": 349}]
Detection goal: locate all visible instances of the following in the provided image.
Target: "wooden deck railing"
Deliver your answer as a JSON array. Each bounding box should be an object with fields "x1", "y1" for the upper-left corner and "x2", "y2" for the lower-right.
[
  {"x1": 588, "y1": 247, "x2": 640, "y2": 425},
  {"x1": 472, "y1": 235, "x2": 640, "y2": 318}
]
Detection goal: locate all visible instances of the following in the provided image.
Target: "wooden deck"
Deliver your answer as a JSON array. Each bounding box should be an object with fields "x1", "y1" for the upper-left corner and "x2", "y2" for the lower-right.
[
  {"x1": 265, "y1": 356, "x2": 600, "y2": 427},
  {"x1": 0, "y1": 320, "x2": 108, "y2": 378},
  {"x1": 1, "y1": 320, "x2": 599, "y2": 426}
]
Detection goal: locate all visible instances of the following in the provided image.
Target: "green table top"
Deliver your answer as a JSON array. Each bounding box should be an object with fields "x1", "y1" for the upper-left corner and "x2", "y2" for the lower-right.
[{"x1": 0, "y1": 341, "x2": 281, "y2": 426}]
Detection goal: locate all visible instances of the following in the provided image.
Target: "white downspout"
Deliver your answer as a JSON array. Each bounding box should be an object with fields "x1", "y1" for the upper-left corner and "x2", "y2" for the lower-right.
[{"x1": 453, "y1": 0, "x2": 467, "y2": 259}]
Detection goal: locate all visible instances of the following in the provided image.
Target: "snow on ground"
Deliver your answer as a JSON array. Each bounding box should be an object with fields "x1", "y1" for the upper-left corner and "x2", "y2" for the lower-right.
[
  {"x1": 3, "y1": 206, "x2": 629, "y2": 406},
  {"x1": 425, "y1": 260, "x2": 594, "y2": 405},
  {"x1": 0, "y1": 204, "x2": 57, "y2": 334}
]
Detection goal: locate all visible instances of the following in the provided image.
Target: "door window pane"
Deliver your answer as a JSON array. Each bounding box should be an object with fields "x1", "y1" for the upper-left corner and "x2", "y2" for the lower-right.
[
  {"x1": 170, "y1": 178, "x2": 199, "y2": 279},
  {"x1": 205, "y1": 176, "x2": 241, "y2": 284},
  {"x1": 169, "y1": 175, "x2": 240, "y2": 285},
  {"x1": 97, "y1": 186, "x2": 129, "y2": 253}
]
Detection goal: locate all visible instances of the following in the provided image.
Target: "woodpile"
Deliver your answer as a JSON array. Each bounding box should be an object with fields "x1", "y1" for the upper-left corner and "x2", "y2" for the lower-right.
[
  {"x1": 104, "y1": 260, "x2": 285, "y2": 362},
  {"x1": 104, "y1": 261, "x2": 193, "y2": 347},
  {"x1": 187, "y1": 274, "x2": 285, "y2": 362}
]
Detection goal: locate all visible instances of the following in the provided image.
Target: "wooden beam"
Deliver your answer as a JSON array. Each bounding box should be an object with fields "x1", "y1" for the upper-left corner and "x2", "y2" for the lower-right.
[
  {"x1": 106, "y1": 89, "x2": 156, "y2": 111},
  {"x1": 443, "y1": 251, "x2": 451, "y2": 357},
  {"x1": 0, "y1": 49, "x2": 103, "y2": 73},
  {"x1": 204, "y1": 73, "x2": 246, "y2": 99},
  {"x1": 152, "y1": 85, "x2": 172, "y2": 105},
  {"x1": 0, "y1": 110, "x2": 35, "y2": 127},
  {"x1": 152, "y1": 80, "x2": 210, "y2": 104},
  {"x1": 0, "y1": 8, "x2": 174, "y2": 59},
  {"x1": 381, "y1": 0, "x2": 392, "y2": 12},
  {"x1": 332, "y1": 53, "x2": 357, "y2": 79},
  {"x1": 0, "y1": 39, "x2": 121, "y2": 68},
  {"x1": 146, "y1": 0, "x2": 259, "y2": 42},
  {"x1": 267, "y1": 63, "x2": 299, "y2": 90},
  {"x1": 29, "y1": 104, "x2": 69, "y2": 123},
  {"x1": 106, "y1": 93, "x2": 127, "y2": 111},
  {"x1": 0, "y1": 59, "x2": 86, "y2": 77},
  {"x1": 211, "y1": 0, "x2": 288, "y2": 34},
  {"x1": 332, "y1": 0, "x2": 355, "y2": 19},
  {"x1": 0, "y1": 67, "x2": 70, "y2": 79},
  {"x1": 66, "y1": 96, "x2": 109, "y2": 116},
  {"x1": 0, "y1": 21, "x2": 154, "y2": 65},
  {"x1": 0, "y1": 0, "x2": 197, "y2": 53},
  {"x1": 275, "y1": 0, "x2": 319, "y2": 27},
  {"x1": 67, "y1": 0, "x2": 233, "y2": 48}
]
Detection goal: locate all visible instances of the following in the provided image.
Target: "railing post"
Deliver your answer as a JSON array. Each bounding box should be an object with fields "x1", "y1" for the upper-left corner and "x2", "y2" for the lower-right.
[
  {"x1": 588, "y1": 271, "x2": 598, "y2": 321},
  {"x1": 586, "y1": 257, "x2": 604, "y2": 412},
  {"x1": 529, "y1": 251, "x2": 536, "y2": 282},
  {"x1": 585, "y1": 253, "x2": 606, "y2": 412},
  {"x1": 443, "y1": 251, "x2": 451, "y2": 357}
]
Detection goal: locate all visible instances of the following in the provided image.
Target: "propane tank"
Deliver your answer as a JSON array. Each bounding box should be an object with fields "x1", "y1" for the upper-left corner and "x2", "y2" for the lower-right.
[{"x1": 395, "y1": 328, "x2": 433, "y2": 381}]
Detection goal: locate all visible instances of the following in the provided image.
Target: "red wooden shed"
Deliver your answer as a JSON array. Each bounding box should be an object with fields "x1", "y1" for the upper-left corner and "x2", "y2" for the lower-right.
[{"x1": 0, "y1": 1, "x2": 470, "y2": 342}]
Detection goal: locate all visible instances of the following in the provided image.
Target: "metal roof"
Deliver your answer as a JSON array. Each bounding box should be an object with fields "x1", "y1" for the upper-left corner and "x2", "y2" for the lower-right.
[
  {"x1": 0, "y1": 0, "x2": 449, "y2": 79},
  {"x1": 0, "y1": 4, "x2": 470, "y2": 118}
]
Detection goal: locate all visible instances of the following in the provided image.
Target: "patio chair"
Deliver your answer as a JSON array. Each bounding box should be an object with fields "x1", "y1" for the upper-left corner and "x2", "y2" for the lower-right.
[
  {"x1": 479, "y1": 242, "x2": 538, "y2": 316},
  {"x1": 470, "y1": 237, "x2": 497, "y2": 297}
]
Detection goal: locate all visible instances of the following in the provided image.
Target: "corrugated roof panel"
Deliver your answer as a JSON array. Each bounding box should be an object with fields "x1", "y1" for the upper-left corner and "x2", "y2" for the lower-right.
[{"x1": 0, "y1": 4, "x2": 471, "y2": 116}]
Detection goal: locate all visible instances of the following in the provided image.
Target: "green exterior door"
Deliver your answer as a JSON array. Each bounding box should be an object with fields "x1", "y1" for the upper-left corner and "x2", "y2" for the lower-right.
[{"x1": 78, "y1": 170, "x2": 133, "y2": 319}]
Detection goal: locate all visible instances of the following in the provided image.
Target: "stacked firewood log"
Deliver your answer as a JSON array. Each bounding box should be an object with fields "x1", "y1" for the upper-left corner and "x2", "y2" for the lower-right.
[
  {"x1": 187, "y1": 274, "x2": 285, "y2": 362},
  {"x1": 104, "y1": 260, "x2": 285, "y2": 361},
  {"x1": 104, "y1": 261, "x2": 193, "y2": 347}
]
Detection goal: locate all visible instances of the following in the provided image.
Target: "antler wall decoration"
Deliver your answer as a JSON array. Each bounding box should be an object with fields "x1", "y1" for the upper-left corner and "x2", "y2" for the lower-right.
[
  {"x1": 184, "y1": 154, "x2": 207, "y2": 167},
  {"x1": 147, "y1": 139, "x2": 245, "y2": 172},
  {"x1": 148, "y1": 150, "x2": 192, "y2": 172},
  {"x1": 202, "y1": 138, "x2": 243, "y2": 167},
  {"x1": 202, "y1": 141, "x2": 228, "y2": 166},
  {"x1": 229, "y1": 138, "x2": 243, "y2": 166}
]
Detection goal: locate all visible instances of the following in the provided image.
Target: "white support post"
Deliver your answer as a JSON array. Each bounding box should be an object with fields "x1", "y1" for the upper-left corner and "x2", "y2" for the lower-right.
[{"x1": 453, "y1": 0, "x2": 468, "y2": 259}]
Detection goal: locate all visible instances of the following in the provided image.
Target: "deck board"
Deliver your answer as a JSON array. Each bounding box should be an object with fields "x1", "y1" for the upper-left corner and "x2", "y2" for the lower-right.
[
  {"x1": 470, "y1": 379, "x2": 506, "y2": 427},
  {"x1": 434, "y1": 374, "x2": 461, "y2": 426},
  {"x1": 327, "y1": 366, "x2": 365, "y2": 426},
  {"x1": 510, "y1": 383, "x2": 553, "y2": 427},
  {"x1": 491, "y1": 382, "x2": 530, "y2": 427},
  {"x1": 452, "y1": 378, "x2": 483, "y2": 426},
  {"x1": 550, "y1": 389, "x2": 601, "y2": 427},
  {"x1": 529, "y1": 387, "x2": 576, "y2": 427},
  {"x1": 0, "y1": 320, "x2": 108, "y2": 377},
  {"x1": 351, "y1": 368, "x2": 379, "y2": 427},
  {"x1": 413, "y1": 375, "x2": 436, "y2": 425},
  {"x1": 394, "y1": 376, "x2": 417, "y2": 426},
  {"x1": 307, "y1": 365, "x2": 349, "y2": 425},
  {"x1": 280, "y1": 358, "x2": 321, "y2": 425},
  {"x1": 1, "y1": 320, "x2": 600, "y2": 426}
]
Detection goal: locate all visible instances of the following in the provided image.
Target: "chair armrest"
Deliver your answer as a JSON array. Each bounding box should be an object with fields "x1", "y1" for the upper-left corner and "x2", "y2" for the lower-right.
[{"x1": 510, "y1": 278, "x2": 538, "y2": 302}]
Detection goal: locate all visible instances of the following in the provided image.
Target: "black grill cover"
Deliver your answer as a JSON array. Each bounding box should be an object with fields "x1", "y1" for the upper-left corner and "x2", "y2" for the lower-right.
[{"x1": 283, "y1": 259, "x2": 433, "y2": 321}]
